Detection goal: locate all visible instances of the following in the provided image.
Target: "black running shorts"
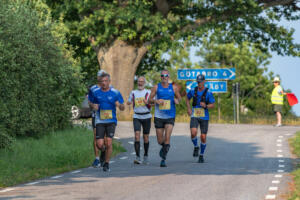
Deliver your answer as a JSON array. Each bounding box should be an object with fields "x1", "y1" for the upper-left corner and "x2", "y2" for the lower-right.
[
  {"x1": 96, "y1": 123, "x2": 116, "y2": 139},
  {"x1": 190, "y1": 118, "x2": 209, "y2": 134},
  {"x1": 154, "y1": 117, "x2": 175, "y2": 129},
  {"x1": 133, "y1": 118, "x2": 151, "y2": 134}
]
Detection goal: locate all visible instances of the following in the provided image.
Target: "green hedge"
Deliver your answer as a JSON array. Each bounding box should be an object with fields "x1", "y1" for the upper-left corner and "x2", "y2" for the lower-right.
[{"x1": 0, "y1": 1, "x2": 83, "y2": 147}]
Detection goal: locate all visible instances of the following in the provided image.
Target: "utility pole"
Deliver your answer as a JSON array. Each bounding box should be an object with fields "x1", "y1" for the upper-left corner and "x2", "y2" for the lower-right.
[
  {"x1": 236, "y1": 82, "x2": 240, "y2": 124},
  {"x1": 232, "y1": 83, "x2": 236, "y2": 124},
  {"x1": 218, "y1": 93, "x2": 221, "y2": 122}
]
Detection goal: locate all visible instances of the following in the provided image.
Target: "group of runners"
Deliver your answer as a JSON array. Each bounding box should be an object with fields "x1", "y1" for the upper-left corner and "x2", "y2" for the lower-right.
[{"x1": 88, "y1": 69, "x2": 215, "y2": 172}]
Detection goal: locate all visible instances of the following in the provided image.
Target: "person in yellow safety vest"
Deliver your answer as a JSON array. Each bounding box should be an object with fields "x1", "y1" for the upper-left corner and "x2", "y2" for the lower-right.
[{"x1": 271, "y1": 77, "x2": 286, "y2": 127}]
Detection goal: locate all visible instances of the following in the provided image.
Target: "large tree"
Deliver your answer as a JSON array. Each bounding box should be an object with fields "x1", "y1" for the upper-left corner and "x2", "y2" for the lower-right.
[{"x1": 47, "y1": 0, "x2": 300, "y2": 101}]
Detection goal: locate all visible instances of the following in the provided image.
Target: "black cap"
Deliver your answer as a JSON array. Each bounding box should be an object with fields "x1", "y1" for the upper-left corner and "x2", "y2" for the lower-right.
[{"x1": 196, "y1": 74, "x2": 205, "y2": 82}]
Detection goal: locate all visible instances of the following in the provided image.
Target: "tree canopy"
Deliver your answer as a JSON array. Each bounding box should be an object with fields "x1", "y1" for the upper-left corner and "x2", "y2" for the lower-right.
[{"x1": 48, "y1": 0, "x2": 300, "y2": 61}]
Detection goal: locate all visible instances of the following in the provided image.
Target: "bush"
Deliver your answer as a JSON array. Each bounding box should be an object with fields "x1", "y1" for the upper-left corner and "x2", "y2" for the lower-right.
[
  {"x1": 0, "y1": 125, "x2": 15, "y2": 149},
  {"x1": 0, "y1": 1, "x2": 84, "y2": 144}
]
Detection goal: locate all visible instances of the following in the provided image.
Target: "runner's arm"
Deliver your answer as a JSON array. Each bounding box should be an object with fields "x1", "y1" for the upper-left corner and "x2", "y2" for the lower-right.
[
  {"x1": 116, "y1": 91, "x2": 125, "y2": 111},
  {"x1": 149, "y1": 85, "x2": 157, "y2": 104},
  {"x1": 127, "y1": 91, "x2": 133, "y2": 105},
  {"x1": 173, "y1": 84, "x2": 182, "y2": 104},
  {"x1": 200, "y1": 92, "x2": 215, "y2": 109},
  {"x1": 185, "y1": 96, "x2": 192, "y2": 116}
]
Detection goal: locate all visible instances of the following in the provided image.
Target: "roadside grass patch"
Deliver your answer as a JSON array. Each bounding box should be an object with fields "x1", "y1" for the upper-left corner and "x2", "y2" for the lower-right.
[
  {"x1": 289, "y1": 131, "x2": 300, "y2": 199},
  {"x1": 0, "y1": 127, "x2": 125, "y2": 188}
]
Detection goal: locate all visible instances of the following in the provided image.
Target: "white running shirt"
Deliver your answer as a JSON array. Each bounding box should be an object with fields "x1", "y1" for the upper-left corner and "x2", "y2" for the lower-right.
[{"x1": 128, "y1": 89, "x2": 152, "y2": 119}]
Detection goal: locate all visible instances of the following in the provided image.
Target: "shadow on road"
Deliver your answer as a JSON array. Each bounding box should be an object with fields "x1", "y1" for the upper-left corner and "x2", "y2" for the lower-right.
[{"x1": 16, "y1": 134, "x2": 294, "y2": 186}]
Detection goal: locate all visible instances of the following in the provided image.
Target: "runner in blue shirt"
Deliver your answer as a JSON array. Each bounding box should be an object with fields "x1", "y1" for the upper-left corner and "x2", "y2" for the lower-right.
[
  {"x1": 90, "y1": 73, "x2": 125, "y2": 171},
  {"x1": 185, "y1": 74, "x2": 215, "y2": 163},
  {"x1": 149, "y1": 69, "x2": 182, "y2": 167},
  {"x1": 88, "y1": 70, "x2": 107, "y2": 168}
]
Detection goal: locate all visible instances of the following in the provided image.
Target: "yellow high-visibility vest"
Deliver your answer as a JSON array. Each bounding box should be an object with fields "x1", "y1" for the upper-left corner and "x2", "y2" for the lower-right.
[{"x1": 271, "y1": 85, "x2": 283, "y2": 105}]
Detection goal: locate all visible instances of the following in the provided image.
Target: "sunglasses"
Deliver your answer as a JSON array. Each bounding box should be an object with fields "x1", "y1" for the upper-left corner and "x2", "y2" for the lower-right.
[{"x1": 161, "y1": 74, "x2": 169, "y2": 78}]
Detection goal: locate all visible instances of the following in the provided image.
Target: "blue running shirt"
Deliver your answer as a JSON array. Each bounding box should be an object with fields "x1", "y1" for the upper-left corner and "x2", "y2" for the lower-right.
[
  {"x1": 187, "y1": 87, "x2": 215, "y2": 120},
  {"x1": 154, "y1": 83, "x2": 176, "y2": 119},
  {"x1": 90, "y1": 87, "x2": 124, "y2": 124}
]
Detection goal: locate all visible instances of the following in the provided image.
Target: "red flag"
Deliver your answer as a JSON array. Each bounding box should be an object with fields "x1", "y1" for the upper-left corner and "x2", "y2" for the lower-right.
[{"x1": 286, "y1": 93, "x2": 298, "y2": 106}]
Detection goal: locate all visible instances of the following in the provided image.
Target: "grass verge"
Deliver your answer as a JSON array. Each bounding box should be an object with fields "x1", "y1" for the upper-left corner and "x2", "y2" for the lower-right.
[
  {"x1": 0, "y1": 127, "x2": 126, "y2": 188},
  {"x1": 289, "y1": 131, "x2": 300, "y2": 199}
]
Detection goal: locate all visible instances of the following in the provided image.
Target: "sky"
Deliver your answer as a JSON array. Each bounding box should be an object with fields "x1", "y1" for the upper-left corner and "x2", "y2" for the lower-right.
[{"x1": 189, "y1": 20, "x2": 300, "y2": 116}]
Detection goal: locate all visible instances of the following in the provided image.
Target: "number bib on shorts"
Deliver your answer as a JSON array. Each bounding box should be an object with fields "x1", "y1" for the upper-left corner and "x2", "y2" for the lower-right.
[
  {"x1": 135, "y1": 97, "x2": 145, "y2": 107},
  {"x1": 100, "y1": 110, "x2": 113, "y2": 120},
  {"x1": 194, "y1": 108, "x2": 205, "y2": 117},
  {"x1": 159, "y1": 100, "x2": 171, "y2": 110}
]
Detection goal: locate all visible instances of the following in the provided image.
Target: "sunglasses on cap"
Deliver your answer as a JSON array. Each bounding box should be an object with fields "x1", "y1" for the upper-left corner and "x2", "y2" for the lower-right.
[{"x1": 161, "y1": 74, "x2": 169, "y2": 77}]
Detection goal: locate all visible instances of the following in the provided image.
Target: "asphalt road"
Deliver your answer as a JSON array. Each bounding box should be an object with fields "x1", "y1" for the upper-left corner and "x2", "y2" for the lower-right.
[{"x1": 1, "y1": 122, "x2": 299, "y2": 200}]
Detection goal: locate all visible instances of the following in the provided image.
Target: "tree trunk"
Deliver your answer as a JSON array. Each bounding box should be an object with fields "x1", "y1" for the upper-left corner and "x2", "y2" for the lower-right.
[{"x1": 96, "y1": 40, "x2": 148, "y2": 117}]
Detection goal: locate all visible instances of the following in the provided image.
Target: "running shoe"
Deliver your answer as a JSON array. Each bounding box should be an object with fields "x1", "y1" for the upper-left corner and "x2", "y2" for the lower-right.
[
  {"x1": 103, "y1": 162, "x2": 110, "y2": 172},
  {"x1": 134, "y1": 156, "x2": 142, "y2": 164},
  {"x1": 193, "y1": 146, "x2": 199, "y2": 157},
  {"x1": 92, "y1": 159, "x2": 100, "y2": 168},
  {"x1": 198, "y1": 155, "x2": 204, "y2": 163},
  {"x1": 160, "y1": 160, "x2": 167, "y2": 167}
]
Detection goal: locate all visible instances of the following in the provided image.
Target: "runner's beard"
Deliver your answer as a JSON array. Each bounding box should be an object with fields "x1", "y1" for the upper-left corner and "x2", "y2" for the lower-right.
[{"x1": 138, "y1": 85, "x2": 144, "y2": 90}]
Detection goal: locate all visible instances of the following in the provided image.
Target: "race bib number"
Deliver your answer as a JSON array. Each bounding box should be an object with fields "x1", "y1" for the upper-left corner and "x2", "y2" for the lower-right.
[
  {"x1": 159, "y1": 100, "x2": 171, "y2": 110},
  {"x1": 194, "y1": 108, "x2": 205, "y2": 117},
  {"x1": 100, "y1": 110, "x2": 113, "y2": 120},
  {"x1": 135, "y1": 97, "x2": 145, "y2": 107}
]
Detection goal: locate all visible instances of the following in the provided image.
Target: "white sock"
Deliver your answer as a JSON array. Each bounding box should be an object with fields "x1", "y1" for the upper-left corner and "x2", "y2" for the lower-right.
[{"x1": 95, "y1": 157, "x2": 99, "y2": 160}]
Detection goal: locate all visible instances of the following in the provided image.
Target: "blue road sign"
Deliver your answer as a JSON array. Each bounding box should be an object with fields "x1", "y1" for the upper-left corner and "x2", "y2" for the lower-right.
[
  {"x1": 178, "y1": 68, "x2": 236, "y2": 80},
  {"x1": 186, "y1": 81, "x2": 227, "y2": 93}
]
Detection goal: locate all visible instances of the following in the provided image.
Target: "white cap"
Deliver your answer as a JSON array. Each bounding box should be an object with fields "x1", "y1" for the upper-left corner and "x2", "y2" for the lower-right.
[
  {"x1": 273, "y1": 77, "x2": 280, "y2": 82},
  {"x1": 97, "y1": 69, "x2": 106, "y2": 77}
]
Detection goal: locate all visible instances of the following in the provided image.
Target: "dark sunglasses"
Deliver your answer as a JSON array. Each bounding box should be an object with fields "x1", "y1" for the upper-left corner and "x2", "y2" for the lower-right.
[{"x1": 161, "y1": 74, "x2": 169, "y2": 78}]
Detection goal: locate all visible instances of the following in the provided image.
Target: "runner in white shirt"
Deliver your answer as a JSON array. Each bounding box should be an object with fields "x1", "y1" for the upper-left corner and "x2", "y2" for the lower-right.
[{"x1": 127, "y1": 76, "x2": 152, "y2": 164}]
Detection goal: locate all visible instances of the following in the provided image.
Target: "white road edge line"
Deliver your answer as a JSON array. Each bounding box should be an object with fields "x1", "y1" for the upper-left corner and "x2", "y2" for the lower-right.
[
  {"x1": 278, "y1": 160, "x2": 285, "y2": 162},
  {"x1": 277, "y1": 154, "x2": 283, "y2": 157},
  {"x1": 269, "y1": 187, "x2": 278, "y2": 191},
  {"x1": 71, "y1": 170, "x2": 81, "y2": 174},
  {"x1": 277, "y1": 170, "x2": 285, "y2": 173},
  {"x1": 279, "y1": 165, "x2": 285, "y2": 168},
  {"x1": 109, "y1": 161, "x2": 115, "y2": 164},
  {"x1": 265, "y1": 194, "x2": 276, "y2": 199},
  {"x1": 51, "y1": 175, "x2": 63, "y2": 179},
  {"x1": 113, "y1": 136, "x2": 120, "y2": 139},
  {"x1": 120, "y1": 156, "x2": 128, "y2": 160},
  {"x1": 128, "y1": 141, "x2": 134, "y2": 144},
  {"x1": 277, "y1": 150, "x2": 283, "y2": 152},
  {"x1": 277, "y1": 144, "x2": 282, "y2": 147},
  {"x1": 277, "y1": 139, "x2": 282, "y2": 142},
  {"x1": 25, "y1": 181, "x2": 40, "y2": 186},
  {"x1": 0, "y1": 188, "x2": 14, "y2": 193},
  {"x1": 275, "y1": 174, "x2": 283, "y2": 178},
  {"x1": 131, "y1": 152, "x2": 136, "y2": 155},
  {"x1": 278, "y1": 135, "x2": 283, "y2": 138},
  {"x1": 272, "y1": 180, "x2": 280, "y2": 184}
]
